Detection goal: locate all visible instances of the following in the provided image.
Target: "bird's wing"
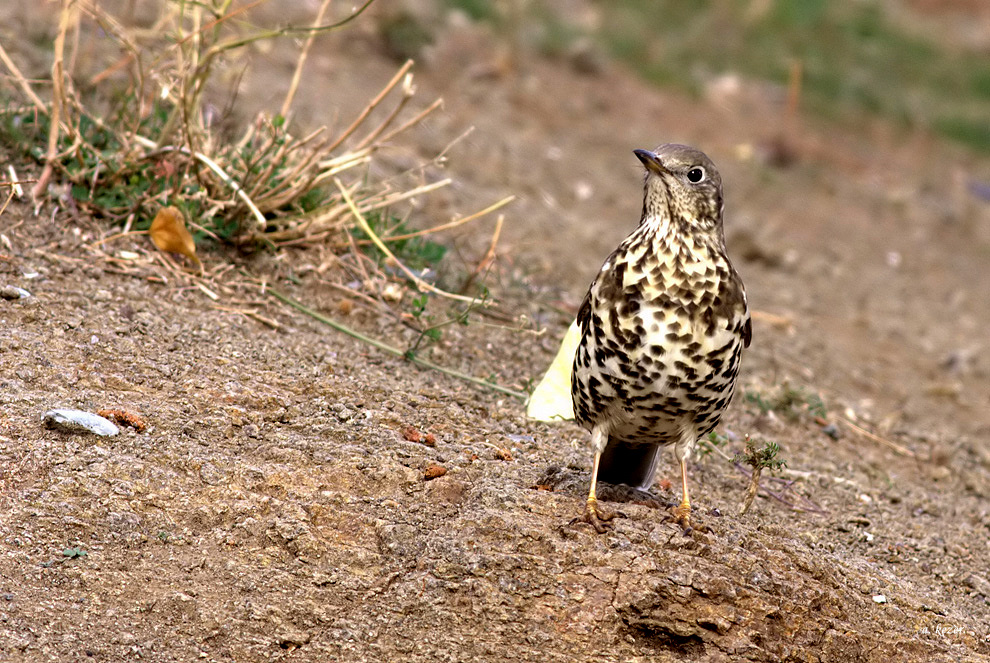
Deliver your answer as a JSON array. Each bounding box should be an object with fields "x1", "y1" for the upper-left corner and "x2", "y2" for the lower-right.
[
  {"x1": 526, "y1": 319, "x2": 580, "y2": 421},
  {"x1": 575, "y1": 284, "x2": 594, "y2": 333}
]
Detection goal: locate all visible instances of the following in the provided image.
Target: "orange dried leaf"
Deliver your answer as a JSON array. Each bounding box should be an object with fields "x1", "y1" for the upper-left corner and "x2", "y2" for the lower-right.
[
  {"x1": 150, "y1": 206, "x2": 200, "y2": 264},
  {"x1": 96, "y1": 408, "x2": 147, "y2": 432}
]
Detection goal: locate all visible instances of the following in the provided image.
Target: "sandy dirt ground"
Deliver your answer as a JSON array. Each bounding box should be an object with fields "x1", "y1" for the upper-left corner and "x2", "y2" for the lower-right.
[{"x1": 1, "y1": 2, "x2": 989, "y2": 661}]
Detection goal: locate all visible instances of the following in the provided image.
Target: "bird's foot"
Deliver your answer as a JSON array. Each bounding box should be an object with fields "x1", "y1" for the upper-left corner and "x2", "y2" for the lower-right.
[
  {"x1": 664, "y1": 503, "x2": 715, "y2": 535},
  {"x1": 671, "y1": 502, "x2": 692, "y2": 531},
  {"x1": 571, "y1": 498, "x2": 621, "y2": 533}
]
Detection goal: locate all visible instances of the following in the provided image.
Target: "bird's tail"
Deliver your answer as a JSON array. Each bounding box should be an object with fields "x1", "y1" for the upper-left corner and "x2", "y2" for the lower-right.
[{"x1": 596, "y1": 440, "x2": 662, "y2": 491}]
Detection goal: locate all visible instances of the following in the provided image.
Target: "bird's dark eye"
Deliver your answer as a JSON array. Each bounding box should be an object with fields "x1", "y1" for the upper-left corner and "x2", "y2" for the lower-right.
[{"x1": 687, "y1": 167, "x2": 705, "y2": 183}]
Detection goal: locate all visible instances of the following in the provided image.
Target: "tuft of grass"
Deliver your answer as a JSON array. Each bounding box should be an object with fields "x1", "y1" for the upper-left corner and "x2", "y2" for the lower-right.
[
  {"x1": 0, "y1": 1, "x2": 513, "y2": 262},
  {"x1": 1, "y1": 102, "x2": 222, "y2": 233},
  {"x1": 0, "y1": 0, "x2": 516, "y2": 324}
]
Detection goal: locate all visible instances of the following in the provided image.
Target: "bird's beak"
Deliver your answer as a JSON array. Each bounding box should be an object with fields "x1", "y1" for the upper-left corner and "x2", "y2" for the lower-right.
[{"x1": 633, "y1": 149, "x2": 668, "y2": 175}]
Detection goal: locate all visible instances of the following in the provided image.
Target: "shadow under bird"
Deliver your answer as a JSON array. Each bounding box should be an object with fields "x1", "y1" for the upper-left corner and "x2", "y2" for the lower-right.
[{"x1": 571, "y1": 143, "x2": 751, "y2": 532}]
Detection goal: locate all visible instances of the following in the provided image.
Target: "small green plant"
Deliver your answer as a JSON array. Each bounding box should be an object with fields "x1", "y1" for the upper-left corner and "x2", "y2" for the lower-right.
[
  {"x1": 403, "y1": 289, "x2": 488, "y2": 361},
  {"x1": 353, "y1": 212, "x2": 449, "y2": 272},
  {"x1": 804, "y1": 392, "x2": 827, "y2": 419},
  {"x1": 409, "y1": 294, "x2": 430, "y2": 319},
  {"x1": 40, "y1": 546, "x2": 88, "y2": 567},
  {"x1": 403, "y1": 326, "x2": 443, "y2": 361},
  {"x1": 745, "y1": 384, "x2": 826, "y2": 421},
  {"x1": 735, "y1": 437, "x2": 787, "y2": 515},
  {"x1": 744, "y1": 390, "x2": 773, "y2": 415},
  {"x1": 734, "y1": 439, "x2": 787, "y2": 472}
]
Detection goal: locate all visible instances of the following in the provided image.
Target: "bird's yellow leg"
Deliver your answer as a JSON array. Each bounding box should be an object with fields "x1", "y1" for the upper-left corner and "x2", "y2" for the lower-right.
[
  {"x1": 572, "y1": 426, "x2": 616, "y2": 532},
  {"x1": 671, "y1": 453, "x2": 692, "y2": 528},
  {"x1": 573, "y1": 449, "x2": 615, "y2": 533}
]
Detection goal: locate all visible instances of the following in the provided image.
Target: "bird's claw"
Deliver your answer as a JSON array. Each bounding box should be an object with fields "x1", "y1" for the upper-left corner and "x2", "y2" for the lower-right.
[
  {"x1": 572, "y1": 499, "x2": 622, "y2": 533},
  {"x1": 671, "y1": 503, "x2": 692, "y2": 531}
]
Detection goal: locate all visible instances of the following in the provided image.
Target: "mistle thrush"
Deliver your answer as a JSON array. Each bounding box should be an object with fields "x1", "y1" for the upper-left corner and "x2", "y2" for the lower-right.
[{"x1": 571, "y1": 144, "x2": 751, "y2": 532}]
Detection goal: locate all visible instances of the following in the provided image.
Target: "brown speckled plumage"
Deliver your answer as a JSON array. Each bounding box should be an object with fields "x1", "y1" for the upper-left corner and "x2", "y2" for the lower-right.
[{"x1": 571, "y1": 144, "x2": 751, "y2": 532}]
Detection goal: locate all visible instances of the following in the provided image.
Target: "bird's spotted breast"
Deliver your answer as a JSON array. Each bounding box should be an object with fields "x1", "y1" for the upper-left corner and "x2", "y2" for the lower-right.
[{"x1": 572, "y1": 223, "x2": 749, "y2": 447}]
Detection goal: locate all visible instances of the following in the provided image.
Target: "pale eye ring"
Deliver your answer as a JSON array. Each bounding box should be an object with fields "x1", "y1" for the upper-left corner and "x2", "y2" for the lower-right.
[{"x1": 687, "y1": 167, "x2": 705, "y2": 183}]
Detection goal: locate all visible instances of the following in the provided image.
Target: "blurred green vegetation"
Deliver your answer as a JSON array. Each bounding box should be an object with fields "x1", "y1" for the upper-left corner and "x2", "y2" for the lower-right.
[
  {"x1": 442, "y1": 0, "x2": 499, "y2": 23},
  {"x1": 596, "y1": 1, "x2": 990, "y2": 151},
  {"x1": 445, "y1": 0, "x2": 990, "y2": 152}
]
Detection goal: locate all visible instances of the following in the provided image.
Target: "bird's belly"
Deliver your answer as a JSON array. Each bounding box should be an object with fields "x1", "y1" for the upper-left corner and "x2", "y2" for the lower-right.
[
  {"x1": 601, "y1": 354, "x2": 734, "y2": 445},
  {"x1": 607, "y1": 412, "x2": 683, "y2": 445},
  {"x1": 573, "y1": 311, "x2": 743, "y2": 443}
]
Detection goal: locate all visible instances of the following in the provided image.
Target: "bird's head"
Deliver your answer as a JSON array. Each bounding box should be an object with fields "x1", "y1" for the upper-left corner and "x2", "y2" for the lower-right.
[{"x1": 634, "y1": 144, "x2": 723, "y2": 234}]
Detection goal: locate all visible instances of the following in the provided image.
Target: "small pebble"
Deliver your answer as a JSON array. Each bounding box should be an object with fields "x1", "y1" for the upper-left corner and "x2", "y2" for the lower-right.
[
  {"x1": 965, "y1": 573, "x2": 990, "y2": 598},
  {"x1": 931, "y1": 466, "x2": 951, "y2": 481},
  {"x1": 820, "y1": 423, "x2": 840, "y2": 439},
  {"x1": 0, "y1": 285, "x2": 31, "y2": 300},
  {"x1": 42, "y1": 409, "x2": 119, "y2": 437},
  {"x1": 424, "y1": 465, "x2": 447, "y2": 481},
  {"x1": 275, "y1": 625, "x2": 311, "y2": 647},
  {"x1": 873, "y1": 594, "x2": 887, "y2": 604}
]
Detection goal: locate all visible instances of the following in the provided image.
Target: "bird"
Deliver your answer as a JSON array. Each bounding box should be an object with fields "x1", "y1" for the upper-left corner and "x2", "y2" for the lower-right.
[{"x1": 570, "y1": 143, "x2": 751, "y2": 532}]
